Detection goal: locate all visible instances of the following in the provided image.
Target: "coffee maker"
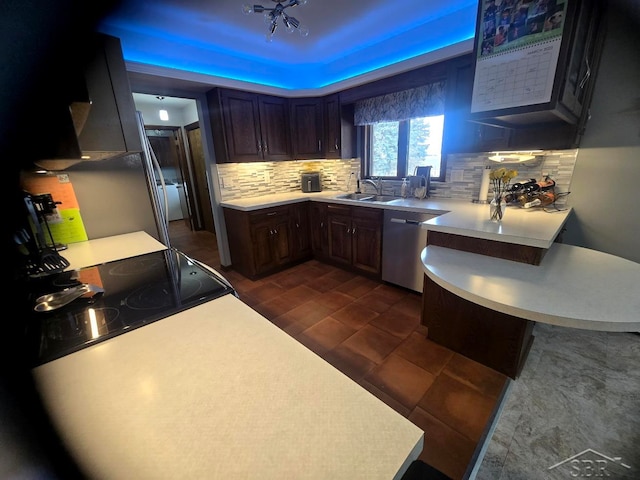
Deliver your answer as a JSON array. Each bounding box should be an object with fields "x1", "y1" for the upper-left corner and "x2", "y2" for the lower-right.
[{"x1": 14, "y1": 192, "x2": 69, "y2": 279}]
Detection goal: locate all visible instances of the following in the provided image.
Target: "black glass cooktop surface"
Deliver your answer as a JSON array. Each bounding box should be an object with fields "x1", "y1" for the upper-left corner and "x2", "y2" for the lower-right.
[{"x1": 23, "y1": 248, "x2": 235, "y2": 367}]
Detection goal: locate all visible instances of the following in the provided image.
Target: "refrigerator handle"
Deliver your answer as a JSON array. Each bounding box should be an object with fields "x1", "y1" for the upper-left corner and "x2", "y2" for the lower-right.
[{"x1": 136, "y1": 111, "x2": 172, "y2": 247}]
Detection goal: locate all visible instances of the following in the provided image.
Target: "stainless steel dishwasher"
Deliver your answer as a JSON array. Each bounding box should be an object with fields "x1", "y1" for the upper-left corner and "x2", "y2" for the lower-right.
[{"x1": 382, "y1": 209, "x2": 438, "y2": 293}]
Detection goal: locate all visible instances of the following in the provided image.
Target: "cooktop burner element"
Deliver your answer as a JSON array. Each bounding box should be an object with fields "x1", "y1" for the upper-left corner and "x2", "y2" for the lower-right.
[{"x1": 24, "y1": 249, "x2": 235, "y2": 366}]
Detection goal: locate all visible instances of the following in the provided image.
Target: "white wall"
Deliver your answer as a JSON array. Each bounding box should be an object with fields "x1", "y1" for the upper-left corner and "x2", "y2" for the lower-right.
[{"x1": 563, "y1": 0, "x2": 640, "y2": 263}]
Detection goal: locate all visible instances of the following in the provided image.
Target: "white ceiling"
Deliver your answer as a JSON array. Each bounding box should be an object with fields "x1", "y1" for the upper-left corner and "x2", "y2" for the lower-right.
[{"x1": 99, "y1": 0, "x2": 479, "y2": 98}]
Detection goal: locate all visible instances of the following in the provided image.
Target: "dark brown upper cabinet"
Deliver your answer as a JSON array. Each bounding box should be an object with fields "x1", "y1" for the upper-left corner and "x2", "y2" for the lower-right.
[
  {"x1": 290, "y1": 97, "x2": 325, "y2": 159},
  {"x1": 324, "y1": 94, "x2": 356, "y2": 159},
  {"x1": 207, "y1": 88, "x2": 291, "y2": 163},
  {"x1": 469, "y1": 0, "x2": 606, "y2": 136}
]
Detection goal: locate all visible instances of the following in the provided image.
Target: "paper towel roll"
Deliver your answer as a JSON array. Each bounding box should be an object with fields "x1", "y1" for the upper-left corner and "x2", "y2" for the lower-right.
[{"x1": 478, "y1": 166, "x2": 491, "y2": 203}]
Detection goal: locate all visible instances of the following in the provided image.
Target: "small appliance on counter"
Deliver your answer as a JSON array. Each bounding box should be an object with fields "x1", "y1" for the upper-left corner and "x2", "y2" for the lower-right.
[{"x1": 301, "y1": 172, "x2": 321, "y2": 192}]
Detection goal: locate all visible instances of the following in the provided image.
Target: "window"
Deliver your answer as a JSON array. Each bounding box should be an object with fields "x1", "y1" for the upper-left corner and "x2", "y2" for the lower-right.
[{"x1": 366, "y1": 115, "x2": 444, "y2": 179}]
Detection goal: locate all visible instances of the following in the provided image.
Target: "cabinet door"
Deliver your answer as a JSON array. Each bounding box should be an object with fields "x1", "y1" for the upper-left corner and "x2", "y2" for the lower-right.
[
  {"x1": 442, "y1": 56, "x2": 511, "y2": 154},
  {"x1": 559, "y1": 0, "x2": 605, "y2": 122},
  {"x1": 327, "y1": 205, "x2": 352, "y2": 266},
  {"x1": 258, "y1": 95, "x2": 292, "y2": 161},
  {"x1": 251, "y1": 221, "x2": 279, "y2": 273},
  {"x1": 290, "y1": 98, "x2": 324, "y2": 158},
  {"x1": 309, "y1": 202, "x2": 328, "y2": 258},
  {"x1": 324, "y1": 94, "x2": 341, "y2": 158},
  {"x1": 351, "y1": 207, "x2": 382, "y2": 275},
  {"x1": 220, "y1": 90, "x2": 262, "y2": 162},
  {"x1": 289, "y1": 202, "x2": 311, "y2": 260},
  {"x1": 78, "y1": 34, "x2": 142, "y2": 155},
  {"x1": 250, "y1": 209, "x2": 291, "y2": 274}
]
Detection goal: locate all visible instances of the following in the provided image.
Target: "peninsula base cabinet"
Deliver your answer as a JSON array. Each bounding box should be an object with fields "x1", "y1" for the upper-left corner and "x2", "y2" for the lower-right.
[
  {"x1": 421, "y1": 231, "x2": 549, "y2": 378},
  {"x1": 327, "y1": 204, "x2": 382, "y2": 277},
  {"x1": 422, "y1": 276, "x2": 534, "y2": 379}
]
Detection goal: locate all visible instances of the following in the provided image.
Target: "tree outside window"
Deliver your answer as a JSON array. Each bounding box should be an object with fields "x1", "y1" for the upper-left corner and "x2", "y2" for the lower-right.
[{"x1": 368, "y1": 115, "x2": 444, "y2": 179}]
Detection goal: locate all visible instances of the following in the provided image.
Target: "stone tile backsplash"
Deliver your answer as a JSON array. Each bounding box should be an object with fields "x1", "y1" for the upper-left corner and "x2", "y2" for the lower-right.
[{"x1": 216, "y1": 150, "x2": 578, "y2": 205}]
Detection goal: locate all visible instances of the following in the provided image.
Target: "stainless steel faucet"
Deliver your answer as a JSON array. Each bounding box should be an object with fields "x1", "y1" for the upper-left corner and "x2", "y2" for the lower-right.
[{"x1": 362, "y1": 177, "x2": 383, "y2": 195}]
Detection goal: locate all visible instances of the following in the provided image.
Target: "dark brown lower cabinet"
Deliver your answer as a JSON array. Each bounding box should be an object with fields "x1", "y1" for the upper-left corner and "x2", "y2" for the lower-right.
[
  {"x1": 289, "y1": 202, "x2": 311, "y2": 261},
  {"x1": 309, "y1": 202, "x2": 329, "y2": 259},
  {"x1": 224, "y1": 205, "x2": 299, "y2": 279},
  {"x1": 327, "y1": 203, "x2": 382, "y2": 277}
]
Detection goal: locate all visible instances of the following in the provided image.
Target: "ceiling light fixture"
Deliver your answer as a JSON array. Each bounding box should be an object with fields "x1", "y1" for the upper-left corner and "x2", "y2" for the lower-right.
[{"x1": 243, "y1": 0, "x2": 309, "y2": 42}]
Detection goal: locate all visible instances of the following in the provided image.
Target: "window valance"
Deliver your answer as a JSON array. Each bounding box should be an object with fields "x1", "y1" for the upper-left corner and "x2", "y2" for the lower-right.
[{"x1": 354, "y1": 81, "x2": 446, "y2": 126}]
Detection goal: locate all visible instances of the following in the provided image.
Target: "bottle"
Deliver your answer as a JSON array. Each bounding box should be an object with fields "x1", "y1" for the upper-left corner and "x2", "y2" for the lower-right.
[
  {"x1": 400, "y1": 178, "x2": 409, "y2": 198},
  {"x1": 523, "y1": 191, "x2": 556, "y2": 208}
]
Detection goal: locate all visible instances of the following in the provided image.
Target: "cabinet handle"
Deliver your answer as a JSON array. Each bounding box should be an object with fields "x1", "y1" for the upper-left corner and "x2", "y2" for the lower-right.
[
  {"x1": 267, "y1": 212, "x2": 277, "y2": 216},
  {"x1": 320, "y1": 222, "x2": 324, "y2": 228},
  {"x1": 335, "y1": 139, "x2": 339, "y2": 150},
  {"x1": 579, "y1": 57, "x2": 591, "y2": 90},
  {"x1": 274, "y1": 228, "x2": 278, "y2": 234},
  {"x1": 352, "y1": 227, "x2": 356, "y2": 236},
  {"x1": 296, "y1": 222, "x2": 300, "y2": 228},
  {"x1": 263, "y1": 143, "x2": 268, "y2": 153},
  {"x1": 346, "y1": 228, "x2": 351, "y2": 234},
  {"x1": 318, "y1": 140, "x2": 321, "y2": 152}
]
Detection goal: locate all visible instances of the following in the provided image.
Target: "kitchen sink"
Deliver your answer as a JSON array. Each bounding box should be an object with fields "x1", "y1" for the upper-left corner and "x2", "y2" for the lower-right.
[
  {"x1": 335, "y1": 193, "x2": 400, "y2": 203},
  {"x1": 335, "y1": 193, "x2": 376, "y2": 200},
  {"x1": 360, "y1": 195, "x2": 399, "y2": 203}
]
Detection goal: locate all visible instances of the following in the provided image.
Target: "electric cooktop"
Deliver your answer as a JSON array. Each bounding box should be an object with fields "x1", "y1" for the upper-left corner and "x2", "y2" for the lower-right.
[{"x1": 23, "y1": 248, "x2": 236, "y2": 367}]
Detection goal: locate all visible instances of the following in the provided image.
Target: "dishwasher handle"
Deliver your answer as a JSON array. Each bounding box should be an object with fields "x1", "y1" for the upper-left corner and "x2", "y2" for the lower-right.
[{"x1": 390, "y1": 218, "x2": 422, "y2": 225}]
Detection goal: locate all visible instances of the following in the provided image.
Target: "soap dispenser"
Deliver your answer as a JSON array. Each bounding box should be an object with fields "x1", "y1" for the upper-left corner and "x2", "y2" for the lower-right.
[{"x1": 400, "y1": 177, "x2": 409, "y2": 198}]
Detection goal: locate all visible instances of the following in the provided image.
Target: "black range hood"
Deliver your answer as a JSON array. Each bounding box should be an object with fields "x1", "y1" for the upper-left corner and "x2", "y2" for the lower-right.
[{"x1": 33, "y1": 33, "x2": 142, "y2": 171}]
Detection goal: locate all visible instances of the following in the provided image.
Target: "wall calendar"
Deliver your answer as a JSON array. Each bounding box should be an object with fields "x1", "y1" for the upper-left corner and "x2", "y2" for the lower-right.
[{"x1": 471, "y1": 0, "x2": 569, "y2": 114}]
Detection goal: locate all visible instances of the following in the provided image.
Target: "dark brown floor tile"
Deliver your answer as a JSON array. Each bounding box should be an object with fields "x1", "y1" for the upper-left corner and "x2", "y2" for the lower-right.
[
  {"x1": 307, "y1": 275, "x2": 349, "y2": 293},
  {"x1": 373, "y1": 283, "x2": 411, "y2": 304},
  {"x1": 364, "y1": 354, "x2": 435, "y2": 409},
  {"x1": 395, "y1": 333, "x2": 455, "y2": 376},
  {"x1": 278, "y1": 285, "x2": 320, "y2": 308},
  {"x1": 358, "y1": 379, "x2": 412, "y2": 417},
  {"x1": 389, "y1": 292, "x2": 423, "y2": 317},
  {"x1": 417, "y1": 373, "x2": 497, "y2": 443},
  {"x1": 353, "y1": 291, "x2": 395, "y2": 313},
  {"x1": 321, "y1": 344, "x2": 377, "y2": 382},
  {"x1": 294, "y1": 332, "x2": 330, "y2": 356},
  {"x1": 341, "y1": 324, "x2": 404, "y2": 364},
  {"x1": 275, "y1": 300, "x2": 334, "y2": 332},
  {"x1": 408, "y1": 407, "x2": 476, "y2": 480},
  {"x1": 243, "y1": 282, "x2": 287, "y2": 304},
  {"x1": 334, "y1": 276, "x2": 379, "y2": 298},
  {"x1": 314, "y1": 290, "x2": 355, "y2": 313},
  {"x1": 331, "y1": 303, "x2": 379, "y2": 330},
  {"x1": 368, "y1": 309, "x2": 420, "y2": 339},
  {"x1": 251, "y1": 296, "x2": 294, "y2": 320},
  {"x1": 296, "y1": 316, "x2": 357, "y2": 351},
  {"x1": 324, "y1": 268, "x2": 357, "y2": 284},
  {"x1": 443, "y1": 354, "x2": 508, "y2": 399}
]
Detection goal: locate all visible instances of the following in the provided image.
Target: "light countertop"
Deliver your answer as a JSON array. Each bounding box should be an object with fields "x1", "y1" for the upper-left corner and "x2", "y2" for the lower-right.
[
  {"x1": 61, "y1": 231, "x2": 168, "y2": 270},
  {"x1": 220, "y1": 191, "x2": 572, "y2": 249},
  {"x1": 421, "y1": 244, "x2": 640, "y2": 332},
  {"x1": 33, "y1": 232, "x2": 424, "y2": 479}
]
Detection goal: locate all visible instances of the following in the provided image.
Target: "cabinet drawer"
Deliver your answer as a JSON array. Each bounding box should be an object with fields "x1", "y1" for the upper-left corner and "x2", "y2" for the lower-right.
[{"x1": 248, "y1": 205, "x2": 290, "y2": 223}]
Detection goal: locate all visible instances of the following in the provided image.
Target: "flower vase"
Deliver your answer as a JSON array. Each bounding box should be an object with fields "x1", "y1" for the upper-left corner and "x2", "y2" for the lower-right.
[{"x1": 490, "y1": 194, "x2": 505, "y2": 222}]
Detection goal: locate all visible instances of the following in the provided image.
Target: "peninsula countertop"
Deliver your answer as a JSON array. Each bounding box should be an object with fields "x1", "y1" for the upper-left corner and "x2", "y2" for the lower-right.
[
  {"x1": 220, "y1": 191, "x2": 572, "y2": 249},
  {"x1": 421, "y1": 243, "x2": 640, "y2": 332},
  {"x1": 33, "y1": 232, "x2": 424, "y2": 480}
]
